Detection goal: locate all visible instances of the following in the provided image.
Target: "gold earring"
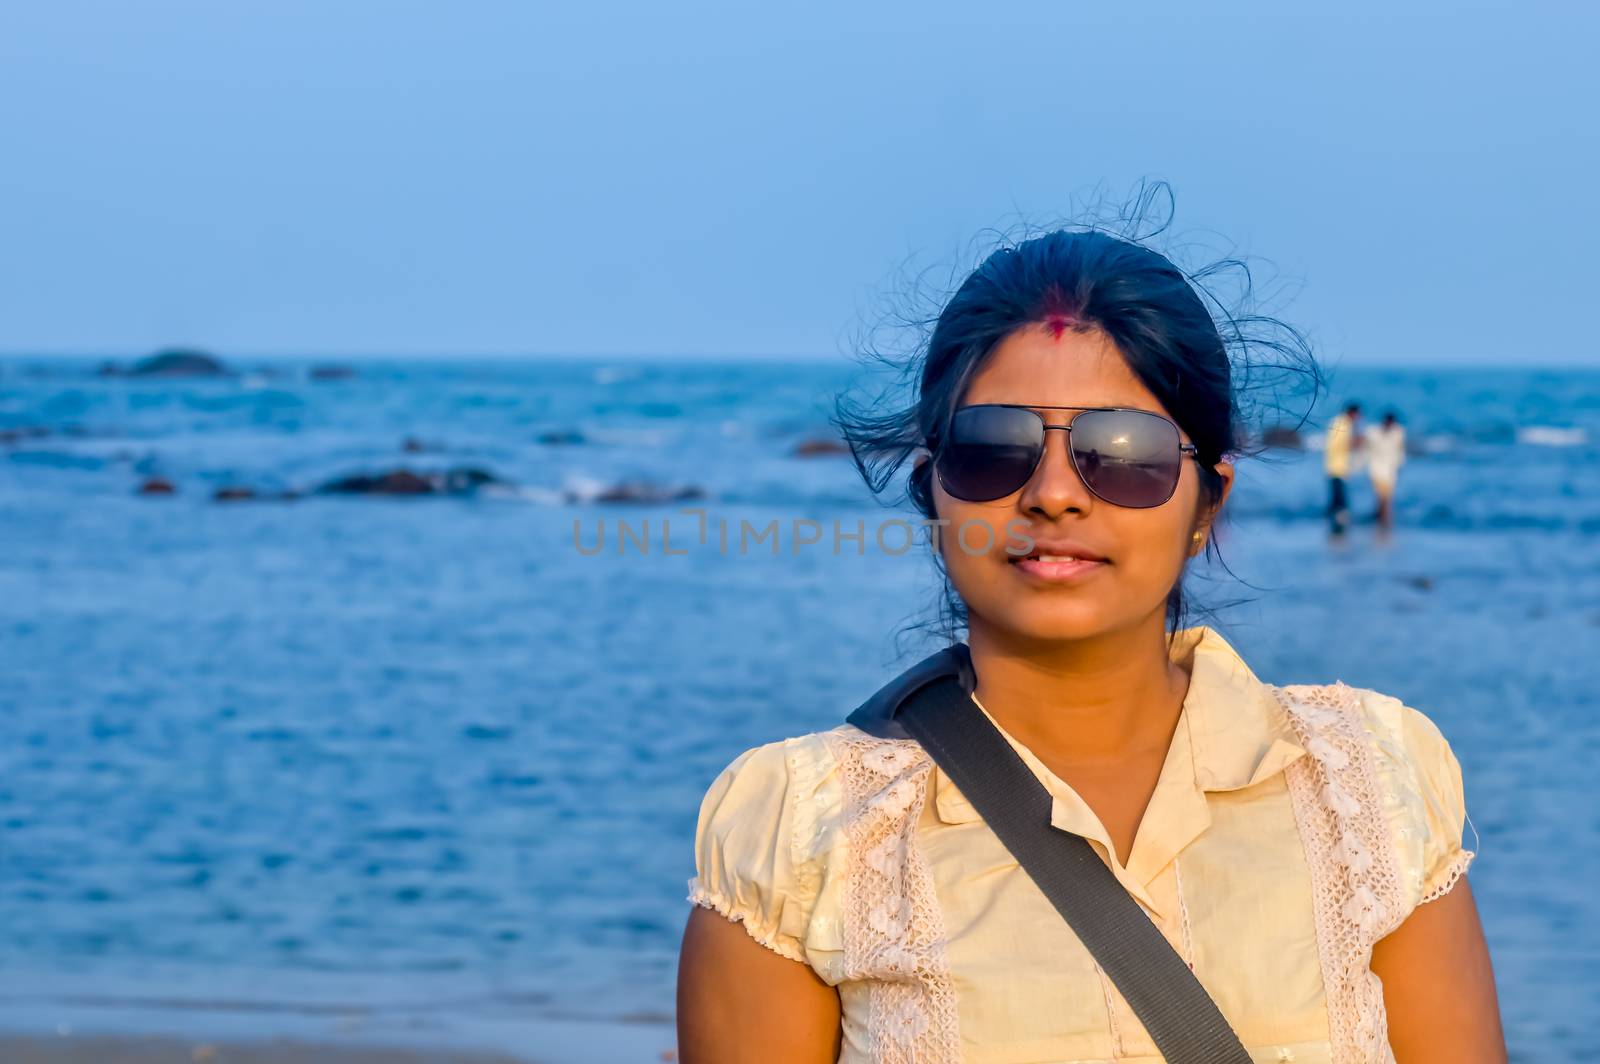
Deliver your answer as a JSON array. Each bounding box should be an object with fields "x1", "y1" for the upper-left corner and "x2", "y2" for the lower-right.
[{"x1": 1192, "y1": 530, "x2": 1205, "y2": 552}]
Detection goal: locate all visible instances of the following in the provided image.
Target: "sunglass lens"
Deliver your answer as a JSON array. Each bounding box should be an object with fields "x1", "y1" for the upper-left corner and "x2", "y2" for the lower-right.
[
  {"x1": 1069, "y1": 410, "x2": 1183, "y2": 508},
  {"x1": 937, "y1": 406, "x2": 1042, "y2": 501}
]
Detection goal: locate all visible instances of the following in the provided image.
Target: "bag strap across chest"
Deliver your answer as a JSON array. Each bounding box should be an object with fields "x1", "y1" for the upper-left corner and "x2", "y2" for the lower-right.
[{"x1": 897, "y1": 673, "x2": 1253, "y2": 1064}]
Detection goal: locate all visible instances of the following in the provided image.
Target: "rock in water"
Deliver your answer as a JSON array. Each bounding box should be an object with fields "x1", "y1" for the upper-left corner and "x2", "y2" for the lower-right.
[
  {"x1": 0, "y1": 426, "x2": 51, "y2": 446},
  {"x1": 1260, "y1": 425, "x2": 1305, "y2": 450},
  {"x1": 213, "y1": 485, "x2": 302, "y2": 502},
  {"x1": 314, "y1": 466, "x2": 510, "y2": 497},
  {"x1": 440, "y1": 468, "x2": 498, "y2": 493},
  {"x1": 593, "y1": 480, "x2": 707, "y2": 504},
  {"x1": 112, "y1": 349, "x2": 230, "y2": 377},
  {"x1": 793, "y1": 436, "x2": 850, "y2": 457},
  {"x1": 317, "y1": 469, "x2": 436, "y2": 495}
]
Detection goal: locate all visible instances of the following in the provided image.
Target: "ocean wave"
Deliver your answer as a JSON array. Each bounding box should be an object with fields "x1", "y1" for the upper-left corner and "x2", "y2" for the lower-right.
[
  {"x1": 592, "y1": 366, "x2": 640, "y2": 386},
  {"x1": 1517, "y1": 426, "x2": 1589, "y2": 447}
]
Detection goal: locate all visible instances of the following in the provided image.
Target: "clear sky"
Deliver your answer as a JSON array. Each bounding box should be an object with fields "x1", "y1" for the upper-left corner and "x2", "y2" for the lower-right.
[{"x1": 1, "y1": 1, "x2": 1594, "y2": 367}]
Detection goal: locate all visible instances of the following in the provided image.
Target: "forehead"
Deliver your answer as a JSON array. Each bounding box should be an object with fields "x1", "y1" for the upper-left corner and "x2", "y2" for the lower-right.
[{"x1": 961, "y1": 325, "x2": 1168, "y2": 415}]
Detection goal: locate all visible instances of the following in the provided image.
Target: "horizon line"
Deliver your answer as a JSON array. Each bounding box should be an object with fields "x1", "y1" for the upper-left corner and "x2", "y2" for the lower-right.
[{"x1": 1, "y1": 348, "x2": 1596, "y2": 373}]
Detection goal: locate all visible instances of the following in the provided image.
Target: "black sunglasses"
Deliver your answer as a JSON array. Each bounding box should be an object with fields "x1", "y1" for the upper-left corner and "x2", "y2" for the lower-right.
[{"x1": 931, "y1": 404, "x2": 1201, "y2": 508}]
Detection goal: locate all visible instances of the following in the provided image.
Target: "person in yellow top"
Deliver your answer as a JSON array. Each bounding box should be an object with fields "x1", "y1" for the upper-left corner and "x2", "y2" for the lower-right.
[
  {"x1": 677, "y1": 227, "x2": 1504, "y2": 1063},
  {"x1": 1324, "y1": 403, "x2": 1362, "y2": 534}
]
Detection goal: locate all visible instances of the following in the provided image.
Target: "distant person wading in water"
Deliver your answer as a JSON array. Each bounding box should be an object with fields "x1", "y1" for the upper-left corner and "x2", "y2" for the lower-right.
[
  {"x1": 1366, "y1": 411, "x2": 1408, "y2": 530},
  {"x1": 1324, "y1": 402, "x2": 1362, "y2": 534},
  {"x1": 676, "y1": 218, "x2": 1504, "y2": 1063}
]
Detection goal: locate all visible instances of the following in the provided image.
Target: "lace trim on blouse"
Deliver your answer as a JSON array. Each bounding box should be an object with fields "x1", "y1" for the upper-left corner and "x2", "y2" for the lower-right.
[
  {"x1": 1420, "y1": 849, "x2": 1473, "y2": 906},
  {"x1": 822, "y1": 727, "x2": 962, "y2": 1063},
  {"x1": 1276, "y1": 681, "x2": 1407, "y2": 1064}
]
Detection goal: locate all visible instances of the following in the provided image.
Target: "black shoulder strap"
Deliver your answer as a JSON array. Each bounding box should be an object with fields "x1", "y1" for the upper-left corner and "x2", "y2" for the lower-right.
[
  {"x1": 845, "y1": 642, "x2": 975, "y2": 741},
  {"x1": 895, "y1": 674, "x2": 1252, "y2": 1064}
]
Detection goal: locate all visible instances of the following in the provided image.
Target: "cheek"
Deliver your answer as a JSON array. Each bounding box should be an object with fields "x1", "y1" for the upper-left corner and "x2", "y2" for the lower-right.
[
  {"x1": 1113, "y1": 515, "x2": 1194, "y2": 586},
  {"x1": 931, "y1": 497, "x2": 1015, "y2": 578},
  {"x1": 1112, "y1": 474, "x2": 1205, "y2": 574}
]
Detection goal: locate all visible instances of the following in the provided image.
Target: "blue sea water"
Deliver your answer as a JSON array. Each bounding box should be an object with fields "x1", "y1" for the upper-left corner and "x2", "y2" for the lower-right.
[{"x1": 0, "y1": 355, "x2": 1597, "y2": 1060}]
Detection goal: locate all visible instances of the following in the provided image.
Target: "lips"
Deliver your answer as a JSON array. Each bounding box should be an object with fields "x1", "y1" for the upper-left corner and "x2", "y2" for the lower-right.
[
  {"x1": 1007, "y1": 538, "x2": 1109, "y2": 583},
  {"x1": 1008, "y1": 539, "x2": 1110, "y2": 564}
]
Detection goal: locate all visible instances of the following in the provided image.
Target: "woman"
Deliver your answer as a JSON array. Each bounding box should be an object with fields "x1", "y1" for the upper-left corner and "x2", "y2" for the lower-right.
[
  {"x1": 1366, "y1": 411, "x2": 1408, "y2": 530},
  {"x1": 676, "y1": 227, "x2": 1504, "y2": 1062}
]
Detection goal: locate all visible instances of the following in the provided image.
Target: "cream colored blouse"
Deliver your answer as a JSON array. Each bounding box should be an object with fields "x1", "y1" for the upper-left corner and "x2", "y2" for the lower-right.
[{"x1": 686, "y1": 626, "x2": 1474, "y2": 1064}]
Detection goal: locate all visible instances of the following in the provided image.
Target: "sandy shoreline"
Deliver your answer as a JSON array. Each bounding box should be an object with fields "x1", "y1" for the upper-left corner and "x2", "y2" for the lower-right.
[
  {"x1": 0, "y1": 1011, "x2": 678, "y2": 1064},
  {"x1": 0, "y1": 1033, "x2": 538, "y2": 1063},
  {"x1": 0, "y1": 1028, "x2": 681, "y2": 1064}
]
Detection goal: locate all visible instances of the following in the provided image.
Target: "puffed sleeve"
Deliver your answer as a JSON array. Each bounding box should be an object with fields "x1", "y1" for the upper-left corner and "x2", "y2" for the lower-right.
[
  {"x1": 1398, "y1": 703, "x2": 1475, "y2": 903},
  {"x1": 1358, "y1": 690, "x2": 1476, "y2": 911},
  {"x1": 686, "y1": 735, "x2": 835, "y2": 964}
]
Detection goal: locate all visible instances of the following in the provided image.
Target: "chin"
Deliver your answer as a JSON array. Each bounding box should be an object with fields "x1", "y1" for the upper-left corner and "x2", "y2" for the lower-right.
[{"x1": 973, "y1": 599, "x2": 1118, "y2": 644}]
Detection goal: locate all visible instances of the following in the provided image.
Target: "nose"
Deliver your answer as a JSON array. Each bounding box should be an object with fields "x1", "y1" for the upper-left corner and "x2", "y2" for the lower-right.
[{"x1": 1017, "y1": 425, "x2": 1095, "y2": 518}]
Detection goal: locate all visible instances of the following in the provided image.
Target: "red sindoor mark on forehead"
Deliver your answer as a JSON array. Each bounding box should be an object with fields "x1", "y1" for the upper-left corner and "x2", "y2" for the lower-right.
[
  {"x1": 1044, "y1": 314, "x2": 1076, "y2": 340},
  {"x1": 1039, "y1": 284, "x2": 1081, "y2": 340}
]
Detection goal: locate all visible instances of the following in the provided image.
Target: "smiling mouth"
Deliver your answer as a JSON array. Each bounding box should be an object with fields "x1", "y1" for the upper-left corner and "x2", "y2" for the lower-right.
[{"x1": 1008, "y1": 553, "x2": 1107, "y2": 582}]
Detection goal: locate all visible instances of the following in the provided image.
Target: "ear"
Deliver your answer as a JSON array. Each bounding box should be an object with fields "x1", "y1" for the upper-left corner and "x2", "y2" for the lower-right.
[{"x1": 1190, "y1": 459, "x2": 1235, "y2": 552}]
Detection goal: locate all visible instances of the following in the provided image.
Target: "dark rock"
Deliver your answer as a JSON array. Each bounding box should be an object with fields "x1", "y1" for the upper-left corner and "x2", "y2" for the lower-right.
[
  {"x1": 593, "y1": 480, "x2": 707, "y2": 504},
  {"x1": 439, "y1": 467, "x2": 498, "y2": 493},
  {"x1": 314, "y1": 466, "x2": 509, "y2": 497},
  {"x1": 0, "y1": 426, "x2": 51, "y2": 446},
  {"x1": 1403, "y1": 574, "x2": 1434, "y2": 592},
  {"x1": 793, "y1": 436, "x2": 850, "y2": 457},
  {"x1": 536, "y1": 429, "x2": 586, "y2": 445},
  {"x1": 309, "y1": 364, "x2": 357, "y2": 381},
  {"x1": 1259, "y1": 425, "x2": 1304, "y2": 450},
  {"x1": 120, "y1": 349, "x2": 230, "y2": 378},
  {"x1": 214, "y1": 485, "x2": 301, "y2": 502},
  {"x1": 318, "y1": 469, "x2": 435, "y2": 495},
  {"x1": 138, "y1": 477, "x2": 177, "y2": 495}
]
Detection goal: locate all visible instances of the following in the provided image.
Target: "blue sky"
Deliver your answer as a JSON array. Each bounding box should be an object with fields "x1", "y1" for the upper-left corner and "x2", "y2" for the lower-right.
[{"x1": 1, "y1": 1, "x2": 1594, "y2": 366}]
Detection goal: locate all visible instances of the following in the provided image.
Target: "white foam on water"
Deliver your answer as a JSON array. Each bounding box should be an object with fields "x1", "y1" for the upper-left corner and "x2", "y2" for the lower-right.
[{"x1": 1517, "y1": 425, "x2": 1588, "y2": 447}]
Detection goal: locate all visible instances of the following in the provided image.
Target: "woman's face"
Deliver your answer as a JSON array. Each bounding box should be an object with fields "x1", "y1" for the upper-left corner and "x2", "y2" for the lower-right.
[{"x1": 929, "y1": 323, "x2": 1233, "y2": 645}]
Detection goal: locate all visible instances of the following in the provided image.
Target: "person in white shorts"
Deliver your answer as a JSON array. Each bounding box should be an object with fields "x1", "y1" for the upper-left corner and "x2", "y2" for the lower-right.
[{"x1": 1367, "y1": 410, "x2": 1407, "y2": 529}]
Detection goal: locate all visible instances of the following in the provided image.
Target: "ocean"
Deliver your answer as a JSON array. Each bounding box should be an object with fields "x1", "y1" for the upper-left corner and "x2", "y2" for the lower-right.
[{"x1": 1, "y1": 354, "x2": 1597, "y2": 1060}]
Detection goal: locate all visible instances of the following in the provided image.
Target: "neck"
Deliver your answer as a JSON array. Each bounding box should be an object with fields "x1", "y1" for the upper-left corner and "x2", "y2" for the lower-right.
[{"x1": 965, "y1": 615, "x2": 1194, "y2": 767}]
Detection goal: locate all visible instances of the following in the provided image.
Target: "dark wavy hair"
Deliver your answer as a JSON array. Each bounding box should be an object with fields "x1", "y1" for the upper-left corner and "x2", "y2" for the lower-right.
[{"x1": 832, "y1": 185, "x2": 1323, "y2": 650}]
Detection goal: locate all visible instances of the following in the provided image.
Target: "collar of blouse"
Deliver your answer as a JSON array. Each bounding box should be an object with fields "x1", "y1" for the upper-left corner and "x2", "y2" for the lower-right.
[{"x1": 855, "y1": 626, "x2": 1309, "y2": 914}]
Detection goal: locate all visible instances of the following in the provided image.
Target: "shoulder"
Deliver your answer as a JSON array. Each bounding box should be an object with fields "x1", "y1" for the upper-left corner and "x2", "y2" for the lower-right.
[
  {"x1": 692, "y1": 727, "x2": 851, "y2": 863},
  {"x1": 1276, "y1": 681, "x2": 1474, "y2": 913},
  {"x1": 1344, "y1": 687, "x2": 1465, "y2": 832},
  {"x1": 1271, "y1": 680, "x2": 1458, "y2": 780},
  {"x1": 686, "y1": 728, "x2": 854, "y2": 965},
  {"x1": 1351, "y1": 688, "x2": 1474, "y2": 894}
]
